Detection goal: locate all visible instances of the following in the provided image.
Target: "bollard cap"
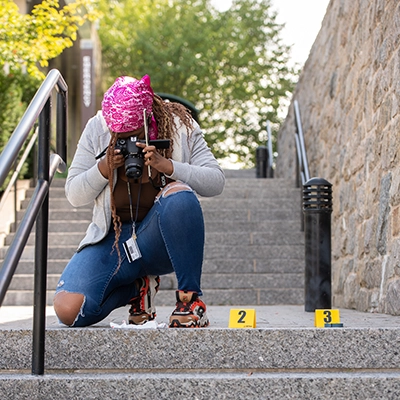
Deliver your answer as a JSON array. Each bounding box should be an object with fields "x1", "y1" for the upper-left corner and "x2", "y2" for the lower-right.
[
  {"x1": 303, "y1": 177, "x2": 332, "y2": 212},
  {"x1": 304, "y1": 177, "x2": 332, "y2": 187}
]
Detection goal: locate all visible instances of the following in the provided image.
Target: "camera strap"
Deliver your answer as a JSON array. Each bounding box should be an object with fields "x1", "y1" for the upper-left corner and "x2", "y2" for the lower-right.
[
  {"x1": 143, "y1": 108, "x2": 168, "y2": 191},
  {"x1": 123, "y1": 178, "x2": 142, "y2": 263},
  {"x1": 95, "y1": 146, "x2": 108, "y2": 160},
  {"x1": 126, "y1": 178, "x2": 141, "y2": 232},
  {"x1": 149, "y1": 172, "x2": 168, "y2": 190}
]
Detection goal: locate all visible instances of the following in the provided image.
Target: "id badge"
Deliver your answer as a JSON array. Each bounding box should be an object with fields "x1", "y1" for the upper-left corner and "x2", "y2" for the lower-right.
[
  {"x1": 123, "y1": 223, "x2": 142, "y2": 263},
  {"x1": 123, "y1": 236, "x2": 142, "y2": 263}
]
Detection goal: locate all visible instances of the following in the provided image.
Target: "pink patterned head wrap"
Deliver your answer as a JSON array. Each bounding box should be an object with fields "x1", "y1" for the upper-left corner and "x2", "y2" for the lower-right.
[{"x1": 101, "y1": 75, "x2": 158, "y2": 138}]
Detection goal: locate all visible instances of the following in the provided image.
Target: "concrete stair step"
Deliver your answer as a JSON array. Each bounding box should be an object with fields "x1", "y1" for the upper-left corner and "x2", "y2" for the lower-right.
[
  {"x1": 5, "y1": 230, "x2": 304, "y2": 247},
  {"x1": 223, "y1": 168, "x2": 258, "y2": 178},
  {"x1": 22, "y1": 196, "x2": 301, "y2": 210},
  {"x1": 13, "y1": 258, "x2": 305, "y2": 275},
  {"x1": 46, "y1": 177, "x2": 67, "y2": 187},
  {"x1": 1, "y1": 324, "x2": 399, "y2": 371},
  {"x1": 51, "y1": 172, "x2": 291, "y2": 185},
  {"x1": 203, "y1": 209, "x2": 300, "y2": 221},
  {"x1": 31, "y1": 220, "x2": 93, "y2": 233},
  {"x1": 4, "y1": 232, "x2": 86, "y2": 246},
  {"x1": 15, "y1": 260, "x2": 64, "y2": 274},
  {"x1": 20, "y1": 198, "x2": 93, "y2": 210},
  {"x1": 201, "y1": 197, "x2": 301, "y2": 208},
  {"x1": 204, "y1": 219, "x2": 302, "y2": 231},
  {"x1": 8, "y1": 272, "x2": 303, "y2": 292},
  {"x1": 1, "y1": 303, "x2": 400, "y2": 398},
  {"x1": 1, "y1": 371, "x2": 400, "y2": 399},
  {"x1": 26, "y1": 177, "x2": 297, "y2": 195},
  {"x1": 202, "y1": 259, "x2": 305, "y2": 274},
  {"x1": 204, "y1": 244, "x2": 304, "y2": 260},
  {"x1": 17, "y1": 209, "x2": 92, "y2": 221},
  {"x1": 16, "y1": 208, "x2": 301, "y2": 222},
  {"x1": 9, "y1": 220, "x2": 92, "y2": 234},
  {"x1": 219, "y1": 184, "x2": 298, "y2": 194},
  {"x1": 204, "y1": 231, "x2": 304, "y2": 245},
  {"x1": 12, "y1": 220, "x2": 303, "y2": 239},
  {"x1": 1, "y1": 287, "x2": 304, "y2": 306},
  {"x1": 1, "y1": 243, "x2": 304, "y2": 261},
  {"x1": 156, "y1": 288, "x2": 304, "y2": 306},
  {"x1": 221, "y1": 177, "x2": 295, "y2": 187}
]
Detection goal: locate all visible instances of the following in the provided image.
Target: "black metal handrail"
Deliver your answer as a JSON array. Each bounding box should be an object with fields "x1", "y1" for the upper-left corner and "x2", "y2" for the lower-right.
[
  {"x1": 293, "y1": 100, "x2": 310, "y2": 231},
  {"x1": 292, "y1": 101, "x2": 333, "y2": 311},
  {"x1": 0, "y1": 69, "x2": 68, "y2": 375},
  {"x1": 294, "y1": 100, "x2": 310, "y2": 187},
  {"x1": 266, "y1": 120, "x2": 274, "y2": 178}
]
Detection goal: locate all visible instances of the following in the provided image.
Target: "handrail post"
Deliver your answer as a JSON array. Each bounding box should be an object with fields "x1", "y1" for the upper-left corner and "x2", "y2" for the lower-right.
[{"x1": 32, "y1": 98, "x2": 51, "y2": 375}]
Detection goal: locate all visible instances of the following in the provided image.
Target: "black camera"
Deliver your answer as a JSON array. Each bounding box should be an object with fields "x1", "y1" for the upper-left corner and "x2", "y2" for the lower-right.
[{"x1": 115, "y1": 136, "x2": 170, "y2": 179}]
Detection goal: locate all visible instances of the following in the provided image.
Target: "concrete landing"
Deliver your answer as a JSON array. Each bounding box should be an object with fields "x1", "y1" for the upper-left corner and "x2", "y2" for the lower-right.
[{"x1": 1, "y1": 304, "x2": 400, "y2": 330}]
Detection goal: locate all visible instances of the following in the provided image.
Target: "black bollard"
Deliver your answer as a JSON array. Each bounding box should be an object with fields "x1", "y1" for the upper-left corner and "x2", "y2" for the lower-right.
[
  {"x1": 256, "y1": 146, "x2": 268, "y2": 178},
  {"x1": 303, "y1": 178, "x2": 333, "y2": 312}
]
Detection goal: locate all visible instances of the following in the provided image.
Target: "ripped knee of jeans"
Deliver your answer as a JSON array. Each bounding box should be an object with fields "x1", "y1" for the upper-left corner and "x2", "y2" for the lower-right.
[
  {"x1": 158, "y1": 181, "x2": 193, "y2": 199},
  {"x1": 53, "y1": 290, "x2": 85, "y2": 326}
]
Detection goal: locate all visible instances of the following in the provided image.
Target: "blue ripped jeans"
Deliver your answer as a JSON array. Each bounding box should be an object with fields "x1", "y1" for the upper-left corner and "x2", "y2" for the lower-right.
[{"x1": 54, "y1": 186, "x2": 205, "y2": 327}]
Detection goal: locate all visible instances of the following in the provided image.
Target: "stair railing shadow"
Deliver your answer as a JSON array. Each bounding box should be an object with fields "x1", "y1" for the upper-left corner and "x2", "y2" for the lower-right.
[{"x1": 0, "y1": 69, "x2": 67, "y2": 375}]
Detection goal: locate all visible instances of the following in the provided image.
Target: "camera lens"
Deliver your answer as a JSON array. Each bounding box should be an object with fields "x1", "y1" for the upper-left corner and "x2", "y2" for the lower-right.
[{"x1": 125, "y1": 156, "x2": 144, "y2": 179}]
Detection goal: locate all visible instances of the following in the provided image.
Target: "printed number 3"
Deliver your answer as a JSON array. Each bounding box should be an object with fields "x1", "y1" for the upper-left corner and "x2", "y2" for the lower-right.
[
  {"x1": 323, "y1": 310, "x2": 332, "y2": 323},
  {"x1": 238, "y1": 310, "x2": 247, "y2": 323}
]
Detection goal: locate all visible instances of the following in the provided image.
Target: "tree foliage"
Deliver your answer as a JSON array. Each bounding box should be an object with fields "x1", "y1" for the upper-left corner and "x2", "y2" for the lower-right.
[
  {"x1": 0, "y1": 71, "x2": 40, "y2": 188},
  {"x1": 0, "y1": 0, "x2": 100, "y2": 189},
  {"x1": 98, "y1": 0, "x2": 298, "y2": 166},
  {"x1": 0, "y1": 0, "x2": 99, "y2": 79}
]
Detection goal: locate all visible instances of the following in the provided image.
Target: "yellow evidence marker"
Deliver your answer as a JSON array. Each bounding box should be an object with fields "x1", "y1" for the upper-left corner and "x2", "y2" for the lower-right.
[
  {"x1": 228, "y1": 309, "x2": 256, "y2": 328},
  {"x1": 314, "y1": 309, "x2": 343, "y2": 328}
]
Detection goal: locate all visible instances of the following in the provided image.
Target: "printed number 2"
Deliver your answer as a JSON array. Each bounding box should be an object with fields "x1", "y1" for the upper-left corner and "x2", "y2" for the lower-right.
[
  {"x1": 323, "y1": 310, "x2": 332, "y2": 323},
  {"x1": 238, "y1": 310, "x2": 247, "y2": 323}
]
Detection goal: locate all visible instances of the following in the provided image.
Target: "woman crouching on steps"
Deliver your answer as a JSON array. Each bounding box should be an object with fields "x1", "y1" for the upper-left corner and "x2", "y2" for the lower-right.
[{"x1": 53, "y1": 75, "x2": 225, "y2": 328}]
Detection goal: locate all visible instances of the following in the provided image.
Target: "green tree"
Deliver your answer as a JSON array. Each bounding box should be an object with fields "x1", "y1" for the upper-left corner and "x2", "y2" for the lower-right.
[
  {"x1": 0, "y1": 71, "x2": 40, "y2": 186},
  {"x1": 0, "y1": 0, "x2": 99, "y2": 78},
  {"x1": 98, "y1": 0, "x2": 297, "y2": 166},
  {"x1": 0, "y1": 0, "x2": 100, "y2": 189}
]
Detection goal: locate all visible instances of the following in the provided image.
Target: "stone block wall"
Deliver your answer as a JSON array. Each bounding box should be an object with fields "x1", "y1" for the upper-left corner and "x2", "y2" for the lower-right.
[{"x1": 276, "y1": 0, "x2": 400, "y2": 315}]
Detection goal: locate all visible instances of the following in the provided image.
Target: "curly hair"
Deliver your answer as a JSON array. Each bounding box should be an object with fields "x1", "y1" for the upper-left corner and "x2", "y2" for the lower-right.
[{"x1": 106, "y1": 95, "x2": 195, "y2": 268}]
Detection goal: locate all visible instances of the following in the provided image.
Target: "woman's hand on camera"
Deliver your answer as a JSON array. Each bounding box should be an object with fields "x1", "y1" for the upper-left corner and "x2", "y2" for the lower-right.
[
  {"x1": 136, "y1": 142, "x2": 174, "y2": 176},
  {"x1": 98, "y1": 149, "x2": 125, "y2": 179}
]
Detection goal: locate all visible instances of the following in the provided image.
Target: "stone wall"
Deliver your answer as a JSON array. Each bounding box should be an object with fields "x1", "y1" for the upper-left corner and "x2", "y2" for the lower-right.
[{"x1": 276, "y1": 0, "x2": 400, "y2": 315}]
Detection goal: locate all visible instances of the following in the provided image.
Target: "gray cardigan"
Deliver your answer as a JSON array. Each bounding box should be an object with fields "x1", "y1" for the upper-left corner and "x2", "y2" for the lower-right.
[{"x1": 66, "y1": 110, "x2": 225, "y2": 250}]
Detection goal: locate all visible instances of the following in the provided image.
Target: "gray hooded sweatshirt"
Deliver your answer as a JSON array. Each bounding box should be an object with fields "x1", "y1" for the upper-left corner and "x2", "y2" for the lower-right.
[{"x1": 65, "y1": 110, "x2": 225, "y2": 250}]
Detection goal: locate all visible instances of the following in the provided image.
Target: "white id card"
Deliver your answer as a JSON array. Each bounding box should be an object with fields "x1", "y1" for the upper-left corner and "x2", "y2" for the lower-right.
[{"x1": 123, "y1": 237, "x2": 142, "y2": 263}]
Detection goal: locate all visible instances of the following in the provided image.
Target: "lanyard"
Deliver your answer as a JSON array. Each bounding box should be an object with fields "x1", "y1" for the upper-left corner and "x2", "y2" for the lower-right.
[{"x1": 126, "y1": 178, "x2": 141, "y2": 238}]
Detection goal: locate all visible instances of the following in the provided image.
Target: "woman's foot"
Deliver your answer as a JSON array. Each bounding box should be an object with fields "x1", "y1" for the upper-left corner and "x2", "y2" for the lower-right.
[
  {"x1": 169, "y1": 290, "x2": 209, "y2": 328},
  {"x1": 128, "y1": 275, "x2": 160, "y2": 325}
]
